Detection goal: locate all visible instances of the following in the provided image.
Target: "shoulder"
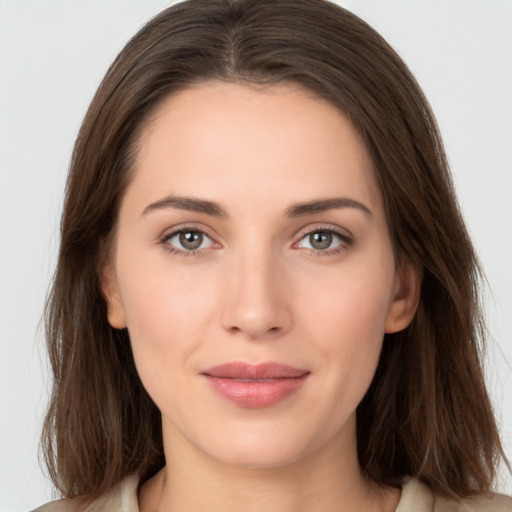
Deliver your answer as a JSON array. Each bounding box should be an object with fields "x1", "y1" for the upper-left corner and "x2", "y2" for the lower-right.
[
  {"x1": 398, "y1": 478, "x2": 512, "y2": 512},
  {"x1": 435, "y1": 492, "x2": 512, "y2": 512},
  {"x1": 32, "y1": 474, "x2": 140, "y2": 512}
]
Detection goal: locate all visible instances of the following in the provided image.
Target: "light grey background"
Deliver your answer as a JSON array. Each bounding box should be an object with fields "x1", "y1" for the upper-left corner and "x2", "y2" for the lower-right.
[{"x1": 1, "y1": 1, "x2": 511, "y2": 510}]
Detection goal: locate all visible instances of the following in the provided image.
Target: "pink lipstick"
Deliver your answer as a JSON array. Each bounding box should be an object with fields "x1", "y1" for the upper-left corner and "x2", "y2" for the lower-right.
[{"x1": 201, "y1": 362, "x2": 310, "y2": 408}]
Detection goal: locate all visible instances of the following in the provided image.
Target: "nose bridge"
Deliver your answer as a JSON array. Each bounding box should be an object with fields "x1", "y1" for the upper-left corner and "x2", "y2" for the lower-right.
[{"x1": 221, "y1": 241, "x2": 291, "y2": 339}]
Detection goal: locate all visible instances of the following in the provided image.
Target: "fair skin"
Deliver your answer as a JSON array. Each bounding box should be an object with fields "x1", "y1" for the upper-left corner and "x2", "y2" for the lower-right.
[{"x1": 102, "y1": 82, "x2": 421, "y2": 512}]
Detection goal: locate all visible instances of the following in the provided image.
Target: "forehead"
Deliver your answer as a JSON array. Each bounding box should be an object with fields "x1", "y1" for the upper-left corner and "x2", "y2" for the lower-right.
[{"x1": 126, "y1": 81, "x2": 382, "y2": 215}]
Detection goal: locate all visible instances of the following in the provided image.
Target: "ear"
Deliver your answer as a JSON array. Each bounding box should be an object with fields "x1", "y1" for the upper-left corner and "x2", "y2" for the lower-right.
[
  {"x1": 385, "y1": 260, "x2": 422, "y2": 333},
  {"x1": 100, "y1": 261, "x2": 127, "y2": 329}
]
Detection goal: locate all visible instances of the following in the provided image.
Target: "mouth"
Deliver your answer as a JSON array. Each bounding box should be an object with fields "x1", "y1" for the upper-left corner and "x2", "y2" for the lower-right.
[{"x1": 201, "y1": 362, "x2": 310, "y2": 408}]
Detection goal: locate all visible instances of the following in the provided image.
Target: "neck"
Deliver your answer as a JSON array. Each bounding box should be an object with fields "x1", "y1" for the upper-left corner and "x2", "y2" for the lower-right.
[{"x1": 139, "y1": 418, "x2": 400, "y2": 512}]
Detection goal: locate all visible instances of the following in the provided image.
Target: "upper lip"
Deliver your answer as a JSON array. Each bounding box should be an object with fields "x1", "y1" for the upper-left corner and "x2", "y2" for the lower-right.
[{"x1": 202, "y1": 362, "x2": 310, "y2": 379}]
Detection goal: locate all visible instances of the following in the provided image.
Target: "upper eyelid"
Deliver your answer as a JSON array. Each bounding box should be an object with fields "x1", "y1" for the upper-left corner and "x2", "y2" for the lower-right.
[
  {"x1": 295, "y1": 223, "x2": 353, "y2": 241},
  {"x1": 159, "y1": 223, "x2": 217, "y2": 241}
]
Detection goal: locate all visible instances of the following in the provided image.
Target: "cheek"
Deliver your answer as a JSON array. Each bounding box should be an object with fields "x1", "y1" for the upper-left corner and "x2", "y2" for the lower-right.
[
  {"x1": 298, "y1": 258, "x2": 395, "y2": 346},
  {"x1": 321, "y1": 288, "x2": 388, "y2": 381},
  {"x1": 296, "y1": 259, "x2": 395, "y2": 400},
  {"x1": 115, "y1": 254, "x2": 219, "y2": 394}
]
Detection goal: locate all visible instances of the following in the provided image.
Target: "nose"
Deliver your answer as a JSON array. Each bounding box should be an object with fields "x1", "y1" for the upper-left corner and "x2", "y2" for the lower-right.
[{"x1": 220, "y1": 248, "x2": 292, "y2": 340}]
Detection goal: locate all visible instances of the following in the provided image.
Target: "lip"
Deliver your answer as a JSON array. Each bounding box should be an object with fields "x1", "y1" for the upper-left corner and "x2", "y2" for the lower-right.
[{"x1": 201, "y1": 362, "x2": 310, "y2": 408}]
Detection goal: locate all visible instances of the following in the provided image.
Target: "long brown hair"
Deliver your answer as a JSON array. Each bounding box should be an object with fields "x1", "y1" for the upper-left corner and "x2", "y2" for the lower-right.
[{"x1": 42, "y1": 0, "x2": 508, "y2": 499}]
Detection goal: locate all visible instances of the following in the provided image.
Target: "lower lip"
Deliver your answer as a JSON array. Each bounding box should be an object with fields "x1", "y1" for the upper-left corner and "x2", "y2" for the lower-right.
[{"x1": 204, "y1": 374, "x2": 309, "y2": 408}]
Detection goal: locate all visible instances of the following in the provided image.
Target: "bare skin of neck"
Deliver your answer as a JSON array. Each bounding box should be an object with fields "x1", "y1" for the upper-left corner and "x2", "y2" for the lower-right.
[{"x1": 138, "y1": 420, "x2": 401, "y2": 512}]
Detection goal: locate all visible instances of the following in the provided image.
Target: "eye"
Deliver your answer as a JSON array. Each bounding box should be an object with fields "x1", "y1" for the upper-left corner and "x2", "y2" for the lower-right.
[
  {"x1": 296, "y1": 229, "x2": 350, "y2": 253},
  {"x1": 162, "y1": 228, "x2": 214, "y2": 253}
]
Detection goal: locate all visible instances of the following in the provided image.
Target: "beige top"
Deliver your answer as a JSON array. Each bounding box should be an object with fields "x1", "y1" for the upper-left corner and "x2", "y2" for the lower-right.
[{"x1": 33, "y1": 475, "x2": 512, "y2": 512}]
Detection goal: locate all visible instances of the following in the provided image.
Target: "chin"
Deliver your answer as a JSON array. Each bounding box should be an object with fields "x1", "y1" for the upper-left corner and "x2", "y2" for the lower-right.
[
  {"x1": 210, "y1": 437, "x2": 311, "y2": 470},
  {"x1": 189, "y1": 414, "x2": 343, "y2": 471}
]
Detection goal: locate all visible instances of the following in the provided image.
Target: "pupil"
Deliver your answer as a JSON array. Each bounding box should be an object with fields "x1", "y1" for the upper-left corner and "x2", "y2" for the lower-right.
[
  {"x1": 310, "y1": 231, "x2": 332, "y2": 250},
  {"x1": 180, "y1": 231, "x2": 203, "y2": 250}
]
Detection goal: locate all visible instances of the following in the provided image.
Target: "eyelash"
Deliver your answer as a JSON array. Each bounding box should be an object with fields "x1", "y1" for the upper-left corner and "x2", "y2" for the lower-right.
[{"x1": 158, "y1": 225, "x2": 353, "y2": 258}]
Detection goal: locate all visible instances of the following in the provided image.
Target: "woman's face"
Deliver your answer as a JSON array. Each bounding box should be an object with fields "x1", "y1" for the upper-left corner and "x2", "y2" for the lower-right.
[{"x1": 103, "y1": 82, "x2": 419, "y2": 469}]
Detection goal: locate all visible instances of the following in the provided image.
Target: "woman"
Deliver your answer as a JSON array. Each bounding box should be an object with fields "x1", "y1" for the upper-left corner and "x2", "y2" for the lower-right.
[{"x1": 35, "y1": 0, "x2": 511, "y2": 510}]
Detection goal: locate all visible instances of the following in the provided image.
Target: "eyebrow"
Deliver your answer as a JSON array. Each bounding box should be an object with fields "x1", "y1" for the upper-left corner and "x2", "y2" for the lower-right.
[
  {"x1": 284, "y1": 197, "x2": 373, "y2": 217},
  {"x1": 142, "y1": 195, "x2": 372, "y2": 218},
  {"x1": 142, "y1": 195, "x2": 227, "y2": 217}
]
